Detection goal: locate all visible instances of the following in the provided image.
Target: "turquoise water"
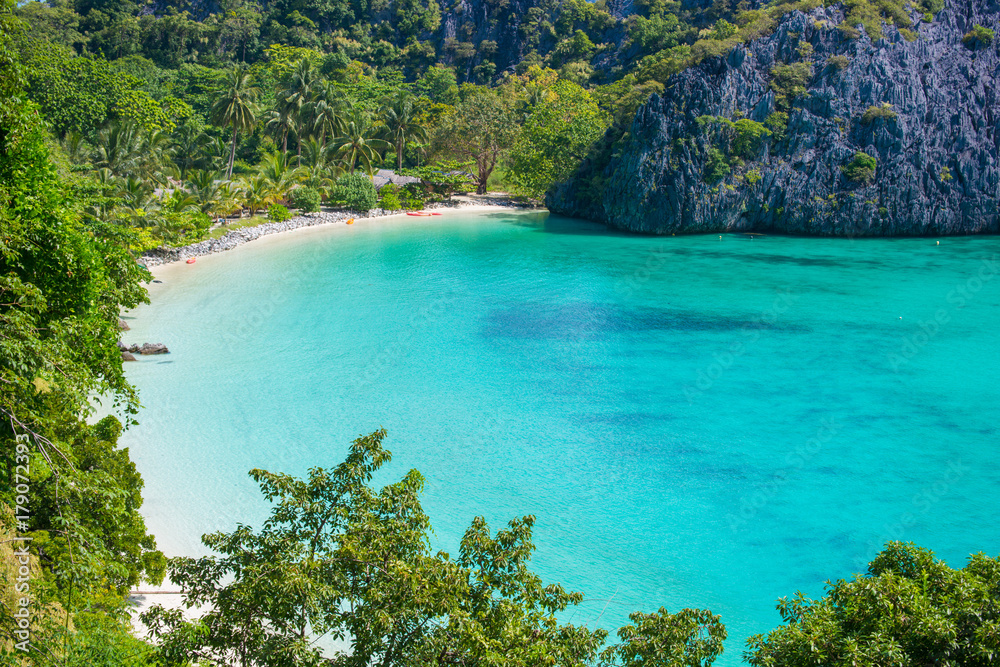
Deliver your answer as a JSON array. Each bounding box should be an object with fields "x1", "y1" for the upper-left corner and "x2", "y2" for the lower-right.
[{"x1": 121, "y1": 212, "x2": 1000, "y2": 663}]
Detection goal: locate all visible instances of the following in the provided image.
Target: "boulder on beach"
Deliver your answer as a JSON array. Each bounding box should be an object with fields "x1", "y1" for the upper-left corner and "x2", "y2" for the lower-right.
[
  {"x1": 128, "y1": 343, "x2": 140, "y2": 353},
  {"x1": 118, "y1": 318, "x2": 130, "y2": 330},
  {"x1": 117, "y1": 341, "x2": 128, "y2": 351},
  {"x1": 121, "y1": 351, "x2": 136, "y2": 362},
  {"x1": 139, "y1": 343, "x2": 169, "y2": 355}
]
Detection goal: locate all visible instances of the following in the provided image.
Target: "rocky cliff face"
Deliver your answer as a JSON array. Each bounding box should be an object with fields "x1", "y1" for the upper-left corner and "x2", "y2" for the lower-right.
[{"x1": 549, "y1": 0, "x2": 1000, "y2": 236}]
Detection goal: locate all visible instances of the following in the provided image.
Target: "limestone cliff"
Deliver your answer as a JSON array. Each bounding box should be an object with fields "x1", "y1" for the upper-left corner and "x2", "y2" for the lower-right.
[{"x1": 549, "y1": 0, "x2": 1000, "y2": 236}]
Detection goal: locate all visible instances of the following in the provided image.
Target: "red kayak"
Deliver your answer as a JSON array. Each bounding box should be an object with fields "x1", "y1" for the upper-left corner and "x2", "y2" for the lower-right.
[
  {"x1": 186, "y1": 258, "x2": 196, "y2": 264},
  {"x1": 407, "y1": 211, "x2": 433, "y2": 217}
]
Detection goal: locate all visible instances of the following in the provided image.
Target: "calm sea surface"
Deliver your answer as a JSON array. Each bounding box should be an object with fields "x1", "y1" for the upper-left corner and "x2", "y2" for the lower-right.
[{"x1": 121, "y1": 211, "x2": 1000, "y2": 663}]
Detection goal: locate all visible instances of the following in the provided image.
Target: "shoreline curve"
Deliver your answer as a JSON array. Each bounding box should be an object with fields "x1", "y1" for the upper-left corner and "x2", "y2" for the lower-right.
[{"x1": 139, "y1": 201, "x2": 538, "y2": 268}]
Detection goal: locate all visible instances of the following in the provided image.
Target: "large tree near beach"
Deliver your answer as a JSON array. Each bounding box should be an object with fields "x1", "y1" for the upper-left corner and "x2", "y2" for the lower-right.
[
  {"x1": 211, "y1": 63, "x2": 260, "y2": 179},
  {"x1": 330, "y1": 110, "x2": 390, "y2": 175},
  {"x1": 434, "y1": 86, "x2": 518, "y2": 195},
  {"x1": 378, "y1": 92, "x2": 428, "y2": 171}
]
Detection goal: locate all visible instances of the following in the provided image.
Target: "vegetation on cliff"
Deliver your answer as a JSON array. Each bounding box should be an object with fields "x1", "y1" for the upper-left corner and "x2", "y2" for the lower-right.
[{"x1": 549, "y1": 0, "x2": 997, "y2": 236}]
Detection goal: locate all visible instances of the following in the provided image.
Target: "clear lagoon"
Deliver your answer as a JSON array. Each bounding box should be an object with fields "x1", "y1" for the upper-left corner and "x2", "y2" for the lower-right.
[{"x1": 121, "y1": 211, "x2": 1000, "y2": 663}]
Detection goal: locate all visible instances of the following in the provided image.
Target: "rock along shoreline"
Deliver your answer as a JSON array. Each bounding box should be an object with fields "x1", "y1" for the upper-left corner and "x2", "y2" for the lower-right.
[{"x1": 138, "y1": 200, "x2": 535, "y2": 268}]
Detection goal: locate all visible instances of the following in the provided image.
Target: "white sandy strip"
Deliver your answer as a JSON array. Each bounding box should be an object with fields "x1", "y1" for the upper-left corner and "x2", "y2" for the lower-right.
[{"x1": 144, "y1": 203, "x2": 533, "y2": 279}]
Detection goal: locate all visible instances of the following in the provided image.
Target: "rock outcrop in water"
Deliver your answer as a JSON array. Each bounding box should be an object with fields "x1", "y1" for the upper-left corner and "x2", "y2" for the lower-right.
[{"x1": 549, "y1": 0, "x2": 1000, "y2": 236}]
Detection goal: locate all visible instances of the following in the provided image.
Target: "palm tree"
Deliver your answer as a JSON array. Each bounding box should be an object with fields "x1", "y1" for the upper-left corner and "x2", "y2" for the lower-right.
[
  {"x1": 329, "y1": 111, "x2": 390, "y2": 175},
  {"x1": 236, "y1": 174, "x2": 274, "y2": 217},
  {"x1": 265, "y1": 104, "x2": 296, "y2": 155},
  {"x1": 114, "y1": 176, "x2": 159, "y2": 227},
  {"x1": 257, "y1": 151, "x2": 304, "y2": 201},
  {"x1": 93, "y1": 121, "x2": 148, "y2": 178},
  {"x1": 378, "y1": 93, "x2": 428, "y2": 171},
  {"x1": 159, "y1": 190, "x2": 201, "y2": 214},
  {"x1": 171, "y1": 123, "x2": 214, "y2": 180},
  {"x1": 186, "y1": 169, "x2": 225, "y2": 214},
  {"x1": 280, "y1": 59, "x2": 319, "y2": 165},
  {"x1": 211, "y1": 64, "x2": 260, "y2": 179},
  {"x1": 86, "y1": 168, "x2": 120, "y2": 221},
  {"x1": 211, "y1": 181, "x2": 244, "y2": 221},
  {"x1": 61, "y1": 130, "x2": 89, "y2": 164},
  {"x1": 312, "y1": 80, "x2": 345, "y2": 150},
  {"x1": 299, "y1": 139, "x2": 339, "y2": 195},
  {"x1": 94, "y1": 120, "x2": 174, "y2": 180}
]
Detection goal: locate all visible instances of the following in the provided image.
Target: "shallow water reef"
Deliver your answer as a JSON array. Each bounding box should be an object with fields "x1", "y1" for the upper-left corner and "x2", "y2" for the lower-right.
[{"x1": 549, "y1": 0, "x2": 1000, "y2": 236}]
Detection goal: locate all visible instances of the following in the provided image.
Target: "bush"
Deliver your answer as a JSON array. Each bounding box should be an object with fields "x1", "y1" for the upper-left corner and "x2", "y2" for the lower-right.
[
  {"x1": 330, "y1": 173, "x2": 378, "y2": 212},
  {"x1": 400, "y1": 184, "x2": 427, "y2": 210},
  {"x1": 268, "y1": 204, "x2": 291, "y2": 222},
  {"x1": 711, "y1": 19, "x2": 738, "y2": 40},
  {"x1": 827, "y1": 55, "x2": 851, "y2": 70},
  {"x1": 860, "y1": 103, "x2": 898, "y2": 124},
  {"x1": 765, "y1": 111, "x2": 789, "y2": 142},
  {"x1": 842, "y1": 151, "x2": 877, "y2": 183},
  {"x1": 289, "y1": 186, "x2": 321, "y2": 214},
  {"x1": 378, "y1": 184, "x2": 402, "y2": 211},
  {"x1": 770, "y1": 62, "x2": 812, "y2": 109},
  {"x1": 731, "y1": 119, "x2": 771, "y2": 159},
  {"x1": 963, "y1": 24, "x2": 995, "y2": 47},
  {"x1": 704, "y1": 148, "x2": 730, "y2": 183}
]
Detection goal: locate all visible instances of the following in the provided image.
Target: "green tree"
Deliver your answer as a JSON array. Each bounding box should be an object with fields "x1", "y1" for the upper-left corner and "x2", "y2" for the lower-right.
[
  {"x1": 257, "y1": 150, "x2": 304, "y2": 200},
  {"x1": 265, "y1": 103, "x2": 296, "y2": 154},
  {"x1": 92, "y1": 119, "x2": 172, "y2": 180},
  {"x1": 601, "y1": 608, "x2": 727, "y2": 667},
  {"x1": 379, "y1": 92, "x2": 429, "y2": 171},
  {"x1": 169, "y1": 120, "x2": 214, "y2": 180},
  {"x1": 279, "y1": 58, "x2": 320, "y2": 164},
  {"x1": 211, "y1": 64, "x2": 260, "y2": 178},
  {"x1": 506, "y1": 79, "x2": 609, "y2": 199},
  {"x1": 1, "y1": 5, "x2": 164, "y2": 662},
  {"x1": 236, "y1": 173, "x2": 274, "y2": 216},
  {"x1": 842, "y1": 151, "x2": 877, "y2": 184},
  {"x1": 289, "y1": 185, "x2": 321, "y2": 213},
  {"x1": 330, "y1": 172, "x2": 378, "y2": 211},
  {"x1": 730, "y1": 119, "x2": 771, "y2": 160},
  {"x1": 417, "y1": 64, "x2": 459, "y2": 104},
  {"x1": 185, "y1": 169, "x2": 226, "y2": 214},
  {"x1": 312, "y1": 79, "x2": 345, "y2": 150},
  {"x1": 330, "y1": 110, "x2": 390, "y2": 174},
  {"x1": 746, "y1": 542, "x2": 1000, "y2": 666},
  {"x1": 769, "y1": 62, "x2": 812, "y2": 110},
  {"x1": 435, "y1": 87, "x2": 518, "y2": 194},
  {"x1": 142, "y1": 430, "x2": 612, "y2": 667}
]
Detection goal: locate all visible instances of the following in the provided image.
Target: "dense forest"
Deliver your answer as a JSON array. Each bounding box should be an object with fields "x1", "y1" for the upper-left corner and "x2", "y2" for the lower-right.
[
  {"x1": 5, "y1": 0, "x2": 950, "y2": 248},
  {"x1": 4, "y1": 0, "x2": 1000, "y2": 663}
]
